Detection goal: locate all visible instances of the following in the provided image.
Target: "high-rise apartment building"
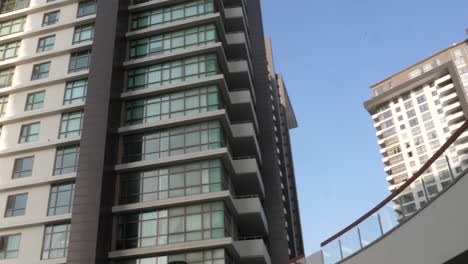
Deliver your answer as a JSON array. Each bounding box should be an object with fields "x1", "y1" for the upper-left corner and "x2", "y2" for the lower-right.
[
  {"x1": 365, "y1": 39, "x2": 468, "y2": 217},
  {"x1": 0, "y1": 0, "x2": 304, "y2": 263}
]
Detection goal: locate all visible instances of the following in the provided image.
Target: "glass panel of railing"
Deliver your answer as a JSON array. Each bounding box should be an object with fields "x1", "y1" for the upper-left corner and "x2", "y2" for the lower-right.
[
  {"x1": 358, "y1": 213, "x2": 382, "y2": 248},
  {"x1": 322, "y1": 239, "x2": 342, "y2": 264},
  {"x1": 339, "y1": 227, "x2": 361, "y2": 259},
  {"x1": 377, "y1": 203, "x2": 399, "y2": 234}
]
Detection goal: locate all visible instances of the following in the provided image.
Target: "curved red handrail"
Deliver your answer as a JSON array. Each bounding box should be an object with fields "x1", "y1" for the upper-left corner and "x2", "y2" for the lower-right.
[{"x1": 321, "y1": 119, "x2": 468, "y2": 247}]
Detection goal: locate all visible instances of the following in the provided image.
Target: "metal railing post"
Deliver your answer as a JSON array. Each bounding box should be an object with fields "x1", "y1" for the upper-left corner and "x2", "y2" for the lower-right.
[
  {"x1": 377, "y1": 213, "x2": 384, "y2": 236},
  {"x1": 445, "y1": 155, "x2": 456, "y2": 181}
]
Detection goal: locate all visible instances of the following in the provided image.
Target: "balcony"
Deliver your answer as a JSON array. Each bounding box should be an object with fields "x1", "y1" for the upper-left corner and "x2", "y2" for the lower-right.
[
  {"x1": 438, "y1": 82, "x2": 455, "y2": 96},
  {"x1": 230, "y1": 122, "x2": 262, "y2": 164},
  {"x1": 233, "y1": 239, "x2": 272, "y2": 264},
  {"x1": 446, "y1": 111, "x2": 464, "y2": 125},
  {"x1": 443, "y1": 101, "x2": 462, "y2": 114},
  {"x1": 231, "y1": 157, "x2": 265, "y2": 198},
  {"x1": 231, "y1": 197, "x2": 268, "y2": 236}
]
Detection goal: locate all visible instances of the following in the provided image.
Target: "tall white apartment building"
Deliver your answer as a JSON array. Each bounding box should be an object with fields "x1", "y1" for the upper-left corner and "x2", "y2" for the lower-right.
[
  {"x1": 0, "y1": 0, "x2": 305, "y2": 263},
  {"x1": 0, "y1": 0, "x2": 95, "y2": 263},
  {"x1": 365, "y1": 40, "x2": 468, "y2": 217}
]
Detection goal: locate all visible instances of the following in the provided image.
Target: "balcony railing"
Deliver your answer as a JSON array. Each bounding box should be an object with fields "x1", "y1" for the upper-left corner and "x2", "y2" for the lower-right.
[{"x1": 321, "y1": 119, "x2": 468, "y2": 264}]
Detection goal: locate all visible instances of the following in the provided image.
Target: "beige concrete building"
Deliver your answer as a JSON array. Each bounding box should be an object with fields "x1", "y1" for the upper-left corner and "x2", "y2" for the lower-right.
[{"x1": 0, "y1": 0, "x2": 304, "y2": 263}]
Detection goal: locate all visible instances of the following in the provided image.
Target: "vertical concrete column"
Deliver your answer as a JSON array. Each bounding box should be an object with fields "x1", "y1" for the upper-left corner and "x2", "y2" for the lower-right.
[{"x1": 67, "y1": 1, "x2": 128, "y2": 263}]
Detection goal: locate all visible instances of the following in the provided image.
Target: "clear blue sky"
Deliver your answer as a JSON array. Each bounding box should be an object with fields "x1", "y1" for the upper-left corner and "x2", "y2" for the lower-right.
[{"x1": 260, "y1": 0, "x2": 468, "y2": 255}]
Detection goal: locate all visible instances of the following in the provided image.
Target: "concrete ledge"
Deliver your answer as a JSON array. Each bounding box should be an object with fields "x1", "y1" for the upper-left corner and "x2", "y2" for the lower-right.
[{"x1": 108, "y1": 237, "x2": 233, "y2": 259}]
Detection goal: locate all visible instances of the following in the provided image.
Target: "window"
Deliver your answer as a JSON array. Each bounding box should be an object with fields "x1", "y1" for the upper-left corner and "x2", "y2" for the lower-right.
[
  {"x1": 68, "y1": 50, "x2": 91, "y2": 73},
  {"x1": 53, "y1": 145, "x2": 80, "y2": 175},
  {"x1": 63, "y1": 79, "x2": 87, "y2": 104},
  {"x1": 380, "y1": 119, "x2": 393, "y2": 130},
  {"x1": 42, "y1": 10, "x2": 60, "y2": 26},
  {"x1": 416, "y1": 95, "x2": 426, "y2": 104},
  {"x1": 409, "y1": 118, "x2": 418, "y2": 127},
  {"x1": 402, "y1": 203, "x2": 416, "y2": 214},
  {"x1": 41, "y1": 222, "x2": 70, "y2": 259},
  {"x1": 19, "y1": 122, "x2": 40, "y2": 143},
  {"x1": 382, "y1": 127, "x2": 396, "y2": 138},
  {"x1": 127, "y1": 54, "x2": 218, "y2": 91},
  {"x1": 411, "y1": 126, "x2": 421, "y2": 136},
  {"x1": 123, "y1": 121, "x2": 223, "y2": 162},
  {"x1": 0, "y1": 234, "x2": 20, "y2": 259},
  {"x1": 416, "y1": 145, "x2": 426, "y2": 155},
  {"x1": 130, "y1": 24, "x2": 217, "y2": 59},
  {"x1": 426, "y1": 185, "x2": 439, "y2": 196},
  {"x1": 395, "y1": 107, "x2": 401, "y2": 112},
  {"x1": 406, "y1": 109, "x2": 416, "y2": 118},
  {"x1": 0, "y1": 41, "x2": 20, "y2": 61},
  {"x1": 118, "y1": 249, "x2": 230, "y2": 264},
  {"x1": 31, "y1": 62, "x2": 50, "y2": 80},
  {"x1": 25, "y1": 91, "x2": 45, "y2": 111},
  {"x1": 430, "y1": 140, "x2": 440, "y2": 150},
  {"x1": 119, "y1": 160, "x2": 225, "y2": 204},
  {"x1": 0, "y1": 95, "x2": 8, "y2": 118},
  {"x1": 125, "y1": 86, "x2": 220, "y2": 125},
  {"x1": 0, "y1": 17, "x2": 26, "y2": 36},
  {"x1": 37, "y1": 35, "x2": 55, "y2": 52},
  {"x1": 404, "y1": 100, "x2": 413, "y2": 109},
  {"x1": 59, "y1": 111, "x2": 83, "y2": 138},
  {"x1": 424, "y1": 121, "x2": 434, "y2": 131},
  {"x1": 12, "y1": 156, "x2": 34, "y2": 178},
  {"x1": 414, "y1": 136, "x2": 424, "y2": 146},
  {"x1": 77, "y1": 0, "x2": 96, "y2": 17},
  {"x1": 117, "y1": 202, "x2": 228, "y2": 249},
  {"x1": 377, "y1": 110, "x2": 391, "y2": 121},
  {"x1": 131, "y1": 0, "x2": 215, "y2": 30},
  {"x1": 427, "y1": 130, "x2": 438, "y2": 140},
  {"x1": 47, "y1": 182, "x2": 75, "y2": 216},
  {"x1": 400, "y1": 193, "x2": 414, "y2": 203},
  {"x1": 0, "y1": 0, "x2": 28, "y2": 14},
  {"x1": 73, "y1": 24, "x2": 94, "y2": 43},
  {"x1": 0, "y1": 67, "x2": 15, "y2": 87},
  {"x1": 419, "y1": 103, "x2": 429, "y2": 112},
  {"x1": 5, "y1": 193, "x2": 27, "y2": 217}
]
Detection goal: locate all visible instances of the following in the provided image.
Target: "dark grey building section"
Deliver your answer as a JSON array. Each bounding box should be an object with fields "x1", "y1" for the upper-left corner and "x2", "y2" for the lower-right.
[
  {"x1": 247, "y1": 1, "x2": 293, "y2": 262},
  {"x1": 67, "y1": 1, "x2": 128, "y2": 263},
  {"x1": 66, "y1": 1, "x2": 304, "y2": 263}
]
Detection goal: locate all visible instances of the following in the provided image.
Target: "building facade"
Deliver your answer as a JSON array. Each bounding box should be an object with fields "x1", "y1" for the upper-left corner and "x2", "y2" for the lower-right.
[
  {"x1": 365, "y1": 40, "x2": 468, "y2": 217},
  {"x1": 0, "y1": 0, "x2": 303, "y2": 264}
]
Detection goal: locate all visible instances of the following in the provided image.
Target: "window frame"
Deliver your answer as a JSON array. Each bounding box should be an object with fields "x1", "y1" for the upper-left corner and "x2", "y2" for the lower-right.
[
  {"x1": 59, "y1": 111, "x2": 84, "y2": 138},
  {"x1": 0, "y1": 95, "x2": 8, "y2": 118},
  {"x1": 77, "y1": 0, "x2": 96, "y2": 17},
  {"x1": 31, "y1": 62, "x2": 50, "y2": 80},
  {"x1": 42, "y1": 10, "x2": 60, "y2": 27},
  {"x1": 41, "y1": 222, "x2": 70, "y2": 260},
  {"x1": 5, "y1": 193, "x2": 28, "y2": 217},
  {"x1": 0, "y1": 234, "x2": 21, "y2": 259},
  {"x1": 63, "y1": 79, "x2": 87, "y2": 105},
  {"x1": 0, "y1": 17, "x2": 26, "y2": 36},
  {"x1": 12, "y1": 156, "x2": 34, "y2": 179},
  {"x1": 68, "y1": 50, "x2": 91, "y2": 73},
  {"x1": 0, "y1": 67, "x2": 15, "y2": 87},
  {"x1": 37, "y1": 35, "x2": 56, "y2": 53},
  {"x1": 19, "y1": 122, "x2": 40, "y2": 143},
  {"x1": 25, "y1": 90, "x2": 45, "y2": 111},
  {"x1": 0, "y1": 40, "x2": 20, "y2": 61},
  {"x1": 47, "y1": 181, "x2": 75, "y2": 216},
  {"x1": 72, "y1": 23, "x2": 94, "y2": 44},
  {"x1": 53, "y1": 145, "x2": 80, "y2": 176}
]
